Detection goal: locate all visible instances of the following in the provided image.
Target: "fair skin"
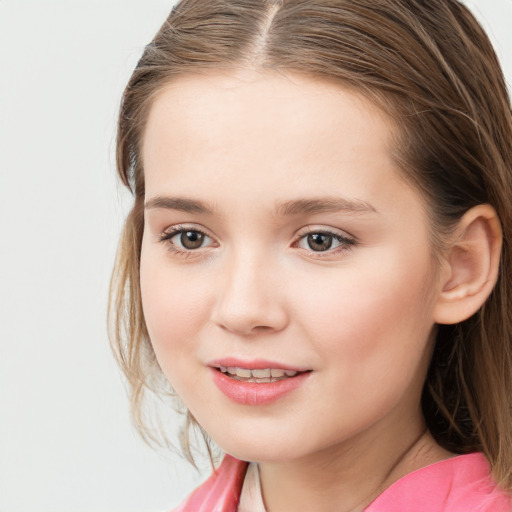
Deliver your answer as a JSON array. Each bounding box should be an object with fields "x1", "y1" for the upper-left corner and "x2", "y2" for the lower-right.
[{"x1": 139, "y1": 70, "x2": 499, "y2": 511}]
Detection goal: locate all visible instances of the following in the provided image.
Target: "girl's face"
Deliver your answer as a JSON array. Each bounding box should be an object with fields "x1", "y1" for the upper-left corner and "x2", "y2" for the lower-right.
[{"x1": 140, "y1": 71, "x2": 443, "y2": 463}]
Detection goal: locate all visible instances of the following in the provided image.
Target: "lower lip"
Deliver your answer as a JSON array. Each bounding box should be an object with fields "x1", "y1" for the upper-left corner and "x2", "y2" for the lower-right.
[{"x1": 210, "y1": 368, "x2": 310, "y2": 405}]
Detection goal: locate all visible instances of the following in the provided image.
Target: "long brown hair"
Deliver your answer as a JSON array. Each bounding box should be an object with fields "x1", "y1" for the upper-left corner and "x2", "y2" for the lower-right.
[{"x1": 109, "y1": 0, "x2": 512, "y2": 486}]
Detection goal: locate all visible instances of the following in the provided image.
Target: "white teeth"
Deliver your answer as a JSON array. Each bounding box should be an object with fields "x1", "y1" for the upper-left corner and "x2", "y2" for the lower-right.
[
  {"x1": 235, "y1": 368, "x2": 252, "y2": 378},
  {"x1": 218, "y1": 366, "x2": 301, "y2": 381},
  {"x1": 251, "y1": 368, "x2": 271, "y2": 378}
]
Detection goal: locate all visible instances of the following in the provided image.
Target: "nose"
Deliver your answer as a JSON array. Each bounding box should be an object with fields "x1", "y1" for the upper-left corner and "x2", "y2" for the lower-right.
[{"x1": 211, "y1": 250, "x2": 289, "y2": 336}]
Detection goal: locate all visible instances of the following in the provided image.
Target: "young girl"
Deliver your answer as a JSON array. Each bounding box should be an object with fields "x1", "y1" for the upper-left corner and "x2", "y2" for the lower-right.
[{"x1": 109, "y1": 0, "x2": 512, "y2": 510}]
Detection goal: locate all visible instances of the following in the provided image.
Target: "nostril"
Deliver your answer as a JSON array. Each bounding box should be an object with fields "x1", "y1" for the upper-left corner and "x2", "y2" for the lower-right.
[{"x1": 253, "y1": 325, "x2": 274, "y2": 332}]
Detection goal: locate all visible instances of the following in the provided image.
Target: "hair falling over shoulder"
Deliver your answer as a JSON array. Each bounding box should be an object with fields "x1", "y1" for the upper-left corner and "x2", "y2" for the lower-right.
[{"x1": 109, "y1": 0, "x2": 512, "y2": 489}]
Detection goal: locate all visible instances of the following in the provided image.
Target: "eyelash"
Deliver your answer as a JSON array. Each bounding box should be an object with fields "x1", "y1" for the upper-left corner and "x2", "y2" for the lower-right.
[{"x1": 158, "y1": 225, "x2": 357, "y2": 258}]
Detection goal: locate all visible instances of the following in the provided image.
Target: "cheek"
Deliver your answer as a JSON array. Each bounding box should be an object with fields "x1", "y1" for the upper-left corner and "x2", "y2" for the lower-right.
[
  {"x1": 291, "y1": 247, "x2": 436, "y2": 365},
  {"x1": 139, "y1": 246, "x2": 211, "y2": 375},
  {"x1": 285, "y1": 252, "x2": 436, "y2": 436}
]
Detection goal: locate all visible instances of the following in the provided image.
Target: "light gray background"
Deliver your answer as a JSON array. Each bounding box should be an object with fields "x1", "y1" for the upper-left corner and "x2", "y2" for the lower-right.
[{"x1": 0, "y1": 1, "x2": 510, "y2": 511}]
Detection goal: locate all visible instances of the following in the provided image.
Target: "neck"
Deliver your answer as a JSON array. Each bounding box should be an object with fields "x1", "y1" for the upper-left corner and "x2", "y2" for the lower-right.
[{"x1": 257, "y1": 414, "x2": 453, "y2": 512}]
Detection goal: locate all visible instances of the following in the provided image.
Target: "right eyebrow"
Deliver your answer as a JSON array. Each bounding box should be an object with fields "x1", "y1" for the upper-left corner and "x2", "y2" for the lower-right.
[
  {"x1": 144, "y1": 196, "x2": 214, "y2": 214},
  {"x1": 274, "y1": 197, "x2": 378, "y2": 216}
]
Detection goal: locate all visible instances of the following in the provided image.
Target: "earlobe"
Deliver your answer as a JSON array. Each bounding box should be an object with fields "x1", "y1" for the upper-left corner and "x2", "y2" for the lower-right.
[{"x1": 433, "y1": 204, "x2": 502, "y2": 325}]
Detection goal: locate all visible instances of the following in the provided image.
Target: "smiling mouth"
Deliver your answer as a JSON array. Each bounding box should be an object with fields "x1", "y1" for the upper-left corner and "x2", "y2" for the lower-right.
[{"x1": 216, "y1": 366, "x2": 305, "y2": 383}]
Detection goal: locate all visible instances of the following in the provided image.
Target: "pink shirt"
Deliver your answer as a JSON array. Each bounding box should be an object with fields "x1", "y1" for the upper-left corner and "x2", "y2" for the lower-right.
[
  {"x1": 365, "y1": 452, "x2": 511, "y2": 512},
  {"x1": 172, "y1": 452, "x2": 512, "y2": 511}
]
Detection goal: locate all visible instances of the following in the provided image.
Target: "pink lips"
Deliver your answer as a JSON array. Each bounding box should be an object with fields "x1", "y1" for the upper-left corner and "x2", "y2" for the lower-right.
[{"x1": 209, "y1": 359, "x2": 311, "y2": 406}]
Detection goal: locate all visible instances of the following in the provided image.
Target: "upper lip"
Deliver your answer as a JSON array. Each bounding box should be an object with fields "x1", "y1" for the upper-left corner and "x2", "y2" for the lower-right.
[{"x1": 208, "y1": 357, "x2": 311, "y2": 372}]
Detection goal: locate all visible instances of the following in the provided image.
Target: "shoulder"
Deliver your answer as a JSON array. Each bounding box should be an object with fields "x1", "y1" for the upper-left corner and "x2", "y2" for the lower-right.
[
  {"x1": 171, "y1": 455, "x2": 249, "y2": 512},
  {"x1": 366, "y1": 452, "x2": 512, "y2": 512}
]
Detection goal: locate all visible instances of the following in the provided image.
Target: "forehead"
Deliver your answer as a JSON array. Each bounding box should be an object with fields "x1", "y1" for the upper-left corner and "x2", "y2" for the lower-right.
[
  {"x1": 143, "y1": 70, "x2": 394, "y2": 155},
  {"x1": 141, "y1": 70, "x2": 418, "y2": 215}
]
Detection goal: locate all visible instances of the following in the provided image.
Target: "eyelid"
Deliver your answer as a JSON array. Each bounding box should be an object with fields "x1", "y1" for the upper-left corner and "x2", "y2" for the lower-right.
[
  {"x1": 296, "y1": 225, "x2": 356, "y2": 242},
  {"x1": 159, "y1": 223, "x2": 207, "y2": 240}
]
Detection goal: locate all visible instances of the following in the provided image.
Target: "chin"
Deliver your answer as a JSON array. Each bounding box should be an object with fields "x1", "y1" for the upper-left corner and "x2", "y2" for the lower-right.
[
  {"x1": 223, "y1": 444, "x2": 297, "y2": 464},
  {"x1": 210, "y1": 427, "x2": 310, "y2": 464}
]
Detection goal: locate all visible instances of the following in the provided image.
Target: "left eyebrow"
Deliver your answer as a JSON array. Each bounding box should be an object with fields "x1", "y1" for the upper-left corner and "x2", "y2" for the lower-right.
[
  {"x1": 274, "y1": 197, "x2": 378, "y2": 216},
  {"x1": 144, "y1": 196, "x2": 215, "y2": 214}
]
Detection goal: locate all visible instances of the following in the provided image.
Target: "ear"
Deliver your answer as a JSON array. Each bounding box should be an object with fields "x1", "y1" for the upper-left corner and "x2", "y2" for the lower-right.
[{"x1": 433, "y1": 204, "x2": 502, "y2": 325}]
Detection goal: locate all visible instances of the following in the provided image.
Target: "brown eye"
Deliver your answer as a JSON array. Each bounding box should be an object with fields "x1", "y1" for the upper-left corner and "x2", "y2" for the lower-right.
[
  {"x1": 296, "y1": 230, "x2": 355, "y2": 255},
  {"x1": 180, "y1": 230, "x2": 205, "y2": 249},
  {"x1": 160, "y1": 227, "x2": 215, "y2": 253},
  {"x1": 306, "y1": 233, "x2": 333, "y2": 252}
]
